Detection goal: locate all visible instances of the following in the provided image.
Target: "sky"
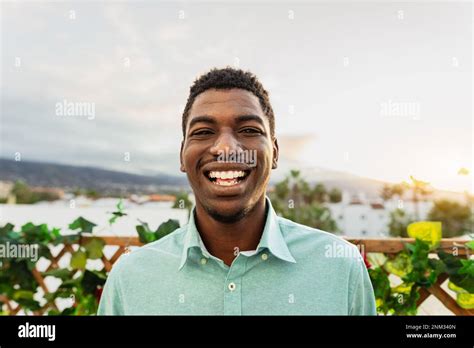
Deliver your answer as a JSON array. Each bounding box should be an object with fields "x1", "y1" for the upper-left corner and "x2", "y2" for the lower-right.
[{"x1": 1, "y1": 1, "x2": 472, "y2": 192}]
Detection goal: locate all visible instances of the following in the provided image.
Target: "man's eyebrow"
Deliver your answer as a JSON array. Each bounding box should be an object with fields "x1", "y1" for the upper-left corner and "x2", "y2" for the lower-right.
[
  {"x1": 235, "y1": 114, "x2": 265, "y2": 126},
  {"x1": 188, "y1": 115, "x2": 217, "y2": 130},
  {"x1": 188, "y1": 114, "x2": 264, "y2": 130}
]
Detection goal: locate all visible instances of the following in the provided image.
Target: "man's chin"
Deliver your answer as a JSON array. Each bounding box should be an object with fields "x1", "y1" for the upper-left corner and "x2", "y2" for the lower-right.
[{"x1": 202, "y1": 202, "x2": 253, "y2": 224}]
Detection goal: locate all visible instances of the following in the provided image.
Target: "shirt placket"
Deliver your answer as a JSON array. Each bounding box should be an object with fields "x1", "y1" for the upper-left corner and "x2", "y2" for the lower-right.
[{"x1": 223, "y1": 254, "x2": 247, "y2": 315}]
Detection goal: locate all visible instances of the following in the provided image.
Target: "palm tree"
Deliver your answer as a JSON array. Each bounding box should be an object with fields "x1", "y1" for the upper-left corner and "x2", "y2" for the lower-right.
[
  {"x1": 269, "y1": 170, "x2": 338, "y2": 232},
  {"x1": 391, "y1": 183, "x2": 406, "y2": 200},
  {"x1": 428, "y1": 199, "x2": 471, "y2": 237},
  {"x1": 313, "y1": 183, "x2": 328, "y2": 203},
  {"x1": 328, "y1": 188, "x2": 342, "y2": 203},
  {"x1": 457, "y1": 167, "x2": 473, "y2": 236},
  {"x1": 408, "y1": 176, "x2": 432, "y2": 220},
  {"x1": 380, "y1": 184, "x2": 393, "y2": 202}
]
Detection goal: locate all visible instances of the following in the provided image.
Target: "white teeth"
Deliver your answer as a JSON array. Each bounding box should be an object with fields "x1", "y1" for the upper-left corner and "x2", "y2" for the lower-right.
[
  {"x1": 213, "y1": 179, "x2": 238, "y2": 186},
  {"x1": 208, "y1": 171, "x2": 246, "y2": 179}
]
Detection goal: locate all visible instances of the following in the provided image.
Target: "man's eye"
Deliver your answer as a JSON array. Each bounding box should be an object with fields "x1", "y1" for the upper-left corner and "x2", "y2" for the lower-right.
[
  {"x1": 240, "y1": 128, "x2": 262, "y2": 134},
  {"x1": 192, "y1": 129, "x2": 213, "y2": 136}
]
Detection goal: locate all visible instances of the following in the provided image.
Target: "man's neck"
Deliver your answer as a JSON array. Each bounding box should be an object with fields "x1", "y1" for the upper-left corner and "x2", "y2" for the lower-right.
[{"x1": 194, "y1": 196, "x2": 267, "y2": 266}]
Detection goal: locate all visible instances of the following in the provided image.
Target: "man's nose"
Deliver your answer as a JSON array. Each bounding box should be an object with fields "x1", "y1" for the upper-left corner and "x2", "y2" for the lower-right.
[{"x1": 209, "y1": 131, "x2": 243, "y2": 156}]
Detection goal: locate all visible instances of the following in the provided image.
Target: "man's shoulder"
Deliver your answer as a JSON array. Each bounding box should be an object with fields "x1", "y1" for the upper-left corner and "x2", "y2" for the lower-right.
[
  {"x1": 277, "y1": 215, "x2": 349, "y2": 244},
  {"x1": 277, "y1": 216, "x2": 361, "y2": 261}
]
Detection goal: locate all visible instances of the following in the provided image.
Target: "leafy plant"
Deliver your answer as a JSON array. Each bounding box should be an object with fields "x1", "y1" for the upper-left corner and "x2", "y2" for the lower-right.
[
  {"x1": 0, "y1": 198, "x2": 180, "y2": 315},
  {"x1": 108, "y1": 199, "x2": 127, "y2": 225},
  {"x1": 369, "y1": 221, "x2": 474, "y2": 314},
  {"x1": 136, "y1": 219, "x2": 180, "y2": 244}
]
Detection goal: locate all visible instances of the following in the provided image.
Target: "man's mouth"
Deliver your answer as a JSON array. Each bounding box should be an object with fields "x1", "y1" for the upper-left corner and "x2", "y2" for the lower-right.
[{"x1": 204, "y1": 170, "x2": 251, "y2": 187}]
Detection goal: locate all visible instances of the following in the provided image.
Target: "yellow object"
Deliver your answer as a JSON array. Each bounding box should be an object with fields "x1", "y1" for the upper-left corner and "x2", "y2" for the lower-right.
[
  {"x1": 384, "y1": 253, "x2": 413, "y2": 277},
  {"x1": 375, "y1": 298, "x2": 384, "y2": 308},
  {"x1": 392, "y1": 282, "x2": 413, "y2": 295},
  {"x1": 456, "y1": 293, "x2": 474, "y2": 309},
  {"x1": 407, "y1": 221, "x2": 442, "y2": 248},
  {"x1": 448, "y1": 281, "x2": 467, "y2": 294}
]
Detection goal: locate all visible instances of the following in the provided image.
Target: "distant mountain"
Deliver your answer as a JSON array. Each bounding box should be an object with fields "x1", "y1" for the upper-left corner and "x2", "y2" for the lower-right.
[
  {"x1": 0, "y1": 158, "x2": 189, "y2": 195},
  {"x1": 0, "y1": 158, "x2": 464, "y2": 202},
  {"x1": 275, "y1": 165, "x2": 465, "y2": 202},
  {"x1": 298, "y1": 167, "x2": 388, "y2": 198}
]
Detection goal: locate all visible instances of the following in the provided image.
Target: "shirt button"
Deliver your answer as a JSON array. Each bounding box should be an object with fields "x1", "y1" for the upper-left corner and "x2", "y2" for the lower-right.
[
  {"x1": 261, "y1": 253, "x2": 268, "y2": 261},
  {"x1": 228, "y1": 282, "x2": 236, "y2": 291},
  {"x1": 200, "y1": 258, "x2": 208, "y2": 265}
]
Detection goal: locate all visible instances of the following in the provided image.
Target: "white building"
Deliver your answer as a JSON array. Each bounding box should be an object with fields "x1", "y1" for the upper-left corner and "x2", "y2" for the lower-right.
[{"x1": 328, "y1": 192, "x2": 433, "y2": 238}]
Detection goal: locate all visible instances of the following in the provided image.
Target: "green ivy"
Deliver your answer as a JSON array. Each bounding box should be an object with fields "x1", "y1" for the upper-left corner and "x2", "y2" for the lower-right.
[
  {"x1": 0, "y1": 199, "x2": 181, "y2": 315},
  {"x1": 135, "y1": 219, "x2": 180, "y2": 244},
  {"x1": 368, "y1": 238, "x2": 474, "y2": 315}
]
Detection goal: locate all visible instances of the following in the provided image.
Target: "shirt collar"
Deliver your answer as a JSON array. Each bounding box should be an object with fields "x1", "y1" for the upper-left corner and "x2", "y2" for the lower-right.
[{"x1": 178, "y1": 196, "x2": 296, "y2": 270}]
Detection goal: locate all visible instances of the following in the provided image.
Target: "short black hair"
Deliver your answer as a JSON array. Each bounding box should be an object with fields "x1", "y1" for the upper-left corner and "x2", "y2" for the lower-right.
[{"x1": 182, "y1": 67, "x2": 275, "y2": 138}]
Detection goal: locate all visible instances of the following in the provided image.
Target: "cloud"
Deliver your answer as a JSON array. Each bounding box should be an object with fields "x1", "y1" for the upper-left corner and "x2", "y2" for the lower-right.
[
  {"x1": 277, "y1": 134, "x2": 318, "y2": 162},
  {"x1": 1, "y1": 2, "x2": 471, "y2": 192}
]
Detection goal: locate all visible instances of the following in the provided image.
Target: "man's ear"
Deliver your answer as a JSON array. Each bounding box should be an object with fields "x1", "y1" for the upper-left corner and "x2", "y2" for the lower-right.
[
  {"x1": 180, "y1": 140, "x2": 186, "y2": 173},
  {"x1": 272, "y1": 137, "x2": 279, "y2": 169}
]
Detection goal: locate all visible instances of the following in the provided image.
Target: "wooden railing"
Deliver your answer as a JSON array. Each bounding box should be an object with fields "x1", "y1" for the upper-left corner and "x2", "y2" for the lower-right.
[
  {"x1": 347, "y1": 237, "x2": 473, "y2": 316},
  {"x1": 0, "y1": 236, "x2": 472, "y2": 315}
]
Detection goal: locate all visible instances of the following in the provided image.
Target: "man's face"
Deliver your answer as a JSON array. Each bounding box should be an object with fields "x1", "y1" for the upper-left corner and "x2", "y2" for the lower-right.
[{"x1": 180, "y1": 88, "x2": 278, "y2": 223}]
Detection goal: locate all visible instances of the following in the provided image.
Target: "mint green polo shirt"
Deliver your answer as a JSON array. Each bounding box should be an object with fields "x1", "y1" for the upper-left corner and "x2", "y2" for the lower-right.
[{"x1": 98, "y1": 198, "x2": 376, "y2": 315}]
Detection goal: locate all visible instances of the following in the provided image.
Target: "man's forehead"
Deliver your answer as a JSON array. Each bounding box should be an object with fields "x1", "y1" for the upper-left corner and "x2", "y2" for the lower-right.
[{"x1": 190, "y1": 88, "x2": 263, "y2": 116}]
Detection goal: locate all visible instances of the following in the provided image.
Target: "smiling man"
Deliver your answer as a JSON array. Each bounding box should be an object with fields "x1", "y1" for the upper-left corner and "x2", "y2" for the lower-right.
[{"x1": 98, "y1": 67, "x2": 376, "y2": 315}]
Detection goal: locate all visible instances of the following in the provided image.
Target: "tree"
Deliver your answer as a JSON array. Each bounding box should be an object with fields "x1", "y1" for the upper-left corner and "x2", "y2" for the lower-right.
[
  {"x1": 380, "y1": 183, "x2": 405, "y2": 202},
  {"x1": 312, "y1": 183, "x2": 328, "y2": 203},
  {"x1": 328, "y1": 188, "x2": 342, "y2": 203},
  {"x1": 269, "y1": 171, "x2": 338, "y2": 233},
  {"x1": 11, "y1": 180, "x2": 59, "y2": 204},
  {"x1": 385, "y1": 176, "x2": 434, "y2": 237},
  {"x1": 408, "y1": 176, "x2": 432, "y2": 220},
  {"x1": 282, "y1": 202, "x2": 337, "y2": 232},
  {"x1": 11, "y1": 180, "x2": 32, "y2": 203},
  {"x1": 427, "y1": 199, "x2": 471, "y2": 238},
  {"x1": 391, "y1": 183, "x2": 406, "y2": 200},
  {"x1": 388, "y1": 208, "x2": 415, "y2": 237},
  {"x1": 380, "y1": 184, "x2": 393, "y2": 202}
]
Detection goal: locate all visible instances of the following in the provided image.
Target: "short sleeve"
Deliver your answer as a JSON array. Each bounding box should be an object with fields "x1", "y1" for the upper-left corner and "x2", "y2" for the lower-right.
[
  {"x1": 348, "y1": 255, "x2": 377, "y2": 315},
  {"x1": 97, "y1": 257, "x2": 126, "y2": 315}
]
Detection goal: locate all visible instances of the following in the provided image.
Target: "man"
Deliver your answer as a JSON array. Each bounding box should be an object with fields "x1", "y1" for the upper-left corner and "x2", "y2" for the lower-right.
[{"x1": 98, "y1": 67, "x2": 376, "y2": 315}]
